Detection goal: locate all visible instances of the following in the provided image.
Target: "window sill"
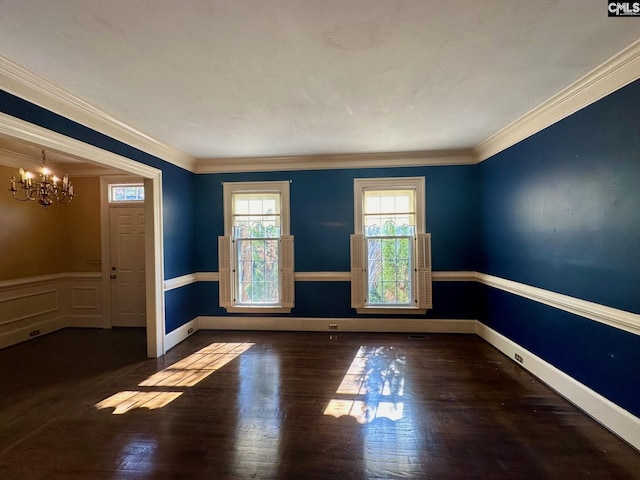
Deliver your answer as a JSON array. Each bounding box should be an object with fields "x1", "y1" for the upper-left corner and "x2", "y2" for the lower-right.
[
  {"x1": 224, "y1": 306, "x2": 292, "y2": 314},
  {"x1": 356, "y1": 307, "x2": 427, "y2": 315}
]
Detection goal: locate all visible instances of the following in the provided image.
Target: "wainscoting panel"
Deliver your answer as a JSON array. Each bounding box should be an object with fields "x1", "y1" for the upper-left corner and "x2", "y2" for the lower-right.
[
  {"x1": 0, "y1": 273, "x2": 103, "y2": 348},
  {"x1": 0, "y1": 289, "x2": 58, "y2": 328},
  {"x1": 64, "y1": 274, "x2": 103, "y2": 328}
]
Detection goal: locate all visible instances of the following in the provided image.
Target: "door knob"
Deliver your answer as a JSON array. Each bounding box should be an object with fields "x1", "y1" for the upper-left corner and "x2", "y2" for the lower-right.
[{"x1": 110, "y1": 274, "x2": 117, "y2": 279}]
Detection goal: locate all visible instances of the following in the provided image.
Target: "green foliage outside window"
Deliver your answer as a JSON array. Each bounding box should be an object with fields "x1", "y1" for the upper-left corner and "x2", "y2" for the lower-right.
[
  {"x1": 235, "y1": 223, "x2": 280, "y2": 304},
  {"x1": 366, "y1": 222, "x2": 414, "y2": 305}
]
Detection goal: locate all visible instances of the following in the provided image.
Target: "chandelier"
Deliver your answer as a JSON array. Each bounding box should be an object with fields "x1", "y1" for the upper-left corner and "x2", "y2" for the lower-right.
[{"x1": 9, "y1": 150, "x2": 75, "y2": 208}]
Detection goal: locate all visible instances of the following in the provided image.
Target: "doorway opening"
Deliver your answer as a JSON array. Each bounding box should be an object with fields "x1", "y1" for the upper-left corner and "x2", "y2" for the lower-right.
[{"x1": 1, "y1": 113, "x2": 165, "y2": 357}]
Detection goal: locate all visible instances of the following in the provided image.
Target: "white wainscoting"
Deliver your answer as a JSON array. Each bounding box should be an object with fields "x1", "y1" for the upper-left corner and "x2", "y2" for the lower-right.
[{"x1": 0, "y1": 272, "x2": 103, "y2": 349}]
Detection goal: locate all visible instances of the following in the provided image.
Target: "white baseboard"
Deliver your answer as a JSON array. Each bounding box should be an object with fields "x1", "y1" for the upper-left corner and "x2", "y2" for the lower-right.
[
  {"x1": 0, "y1": 316, "x2": 65, "y2": 350},
  {"x1": 476, "y1": 322, "x2": 640, "y2": 451},
  {"x1": 197, "y1": 316, "x2": 476, "y2": 333},
  {"x1": 164, "y1": 318, "x2": 200, "y2": 351}
]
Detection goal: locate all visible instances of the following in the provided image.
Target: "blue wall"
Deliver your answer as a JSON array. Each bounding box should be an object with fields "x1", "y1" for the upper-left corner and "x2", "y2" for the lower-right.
[
  {"x1": 194, "y1": 166, "x2": 480, "y2": 319},
  {"x1": 477, "y1": 79, "x2": 640, "y2": 416}
]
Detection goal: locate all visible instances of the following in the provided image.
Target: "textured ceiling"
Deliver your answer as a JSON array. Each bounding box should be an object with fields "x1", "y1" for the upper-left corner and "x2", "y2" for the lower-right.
[{"x1": 1, "y1": 1, "x2": 639, "y2": 160}]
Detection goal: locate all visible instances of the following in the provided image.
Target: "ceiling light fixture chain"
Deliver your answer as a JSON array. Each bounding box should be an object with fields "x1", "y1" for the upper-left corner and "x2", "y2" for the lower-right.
[{"x1": 8, "y1": 149, "x2": 75, "y2": 208}]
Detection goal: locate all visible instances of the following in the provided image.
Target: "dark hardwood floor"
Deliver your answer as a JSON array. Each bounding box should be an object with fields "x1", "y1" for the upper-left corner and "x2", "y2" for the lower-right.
[{"x1": 0, "y1": 328, "x2": 638, "y2": 479}]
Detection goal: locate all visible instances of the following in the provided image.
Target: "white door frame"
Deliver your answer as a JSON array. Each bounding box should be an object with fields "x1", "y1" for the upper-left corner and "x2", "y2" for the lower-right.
[{"x1": 0, "y1": 113, "x2": 166, "y2": 357}]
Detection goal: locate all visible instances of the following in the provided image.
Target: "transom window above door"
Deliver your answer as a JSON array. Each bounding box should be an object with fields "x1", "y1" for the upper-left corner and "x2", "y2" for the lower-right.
[{"x1": 108, "y1": 183, "x2": 144, "y2": 203}]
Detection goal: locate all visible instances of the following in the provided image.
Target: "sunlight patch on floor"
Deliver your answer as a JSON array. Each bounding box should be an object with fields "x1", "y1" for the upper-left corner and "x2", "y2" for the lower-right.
[
  {"x1": 95, "y1": 342, "x2": 254, "y2": 414},
  {"x1": 96, "y1": 391, "x2": 183, "y2": 415},
  {"x1": 140, "y1": 342, "x2": 253, "y2": 388},
  {"x1": 324, "y1": 346, "x2": 405, "y2": 424}
]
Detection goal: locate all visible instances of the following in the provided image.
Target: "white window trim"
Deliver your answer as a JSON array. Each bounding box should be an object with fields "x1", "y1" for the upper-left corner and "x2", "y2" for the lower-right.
[
  {"x1": 221, "y1": 180, "x2": 293, "y2": 313},
  {"x1": 353, "y1": 176, "x2": 428, "y2": 315},
  {"x1": 223, "y1": 181, "x2": 290, "y2": 236},
  {"x1": 354, "y1": 176, "x2": 425, "y2": 234}
]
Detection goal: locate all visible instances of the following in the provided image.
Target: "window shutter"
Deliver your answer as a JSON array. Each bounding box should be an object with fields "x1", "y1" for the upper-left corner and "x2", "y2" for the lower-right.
[
  {"x1": 416, "y1": 233, "x2": 432, "y2": 310},
  {"x1": 218, "y1": 236, "x2": 232, "y2": 308},
  {"x1": 280, "y1": 235, "x2": 295, "y2": 309},
  {"x1": 350, "y1": 234, "x2": 365, "y2": 309}
]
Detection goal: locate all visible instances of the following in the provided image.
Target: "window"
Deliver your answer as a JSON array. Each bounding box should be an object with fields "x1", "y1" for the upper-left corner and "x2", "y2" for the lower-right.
[
  {"x1": 219, "y1": 181, "x2": 294, "y2": 313},
  {"x1": 108, "y1": 183, "x2": 145, "y2": 203},
  {"x1": 351, "y1": 177, "x2": 431, "y2": 314}
]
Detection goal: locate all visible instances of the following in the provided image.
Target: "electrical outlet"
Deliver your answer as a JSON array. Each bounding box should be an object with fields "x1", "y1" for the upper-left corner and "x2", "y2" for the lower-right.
[
  {"x1": 329, "y1": 323, "x2": 338, "y2": 330},
  {"x1": 515, "y1": 353, "x2": 523, "y2": 364},
  {"x1": 29, "y1": 329, "x2": 40, "y2": 337},
  {"x1": 188, "y1": 327, "x2": 194, "y2": 335}
]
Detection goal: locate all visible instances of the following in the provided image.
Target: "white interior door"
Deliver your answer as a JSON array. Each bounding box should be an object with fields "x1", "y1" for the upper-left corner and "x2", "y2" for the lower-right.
[{"x1": 109, "y1": 206, "x2": 146, "y2": 327}]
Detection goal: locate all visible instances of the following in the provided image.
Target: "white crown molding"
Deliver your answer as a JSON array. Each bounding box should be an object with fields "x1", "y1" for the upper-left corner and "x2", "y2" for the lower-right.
[
  {"x1": 0, "y1": 148, "x2": 121, "y2": 177},
  {"x1": 4, "y1": 39, "x2": 639, "y2": 174},
  {"x1": 475, "y1": 39, "x2": 640, "y2": 162},
  {"x1": 476, "y1": 323, "x2": 640, "y2": 451},
  {"x1": 475, "y1": 272, "x2": 640, "y2": 336},
  {"x1": 0, "y1": 55, "x2": 197, "y2": 172},
  {"x1": 57, "y1": 165, "x2": 124, "y2": 177},
  {"x1": 195, "y1": 149, "x2": 478, "y2": 174},
  {"x1": 0, "y1": 147, "x2": 43, "y2": 171},
  {"x1": 1, "y1": 54, "x2": 478, "y2": 174},
  {"x1": 0, "y1": 113, "x2": 161, "y2": 178}
]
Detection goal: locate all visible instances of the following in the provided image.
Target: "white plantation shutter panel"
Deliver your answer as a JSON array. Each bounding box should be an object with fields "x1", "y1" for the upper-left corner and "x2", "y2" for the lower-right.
[
  {"x1": 350, "y1": 234, "x2": 365, "y2": 309},
  {"x1": 416, "y1": 233, "x2": 433, "y2": 310},
  {"x1": 218, "y1": 236, "x2": 232, "y2": 308},
  {"x1": 280, "y1": 235, "x2": 295, "y2": 309}
]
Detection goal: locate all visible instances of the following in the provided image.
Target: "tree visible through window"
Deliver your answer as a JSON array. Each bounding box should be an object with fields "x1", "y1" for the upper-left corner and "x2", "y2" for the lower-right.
[
  {"x1": 364, "y1": 190, "x2": 415, "y2": 306},
  {"x1": 233, "y1": 193, "x2": 281, "y2": 305}
]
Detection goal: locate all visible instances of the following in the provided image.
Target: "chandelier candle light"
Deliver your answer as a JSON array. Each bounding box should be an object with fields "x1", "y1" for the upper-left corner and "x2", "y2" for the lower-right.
[{"x1": 9, "y1": 150, "x2": 74, "y2": 208}]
